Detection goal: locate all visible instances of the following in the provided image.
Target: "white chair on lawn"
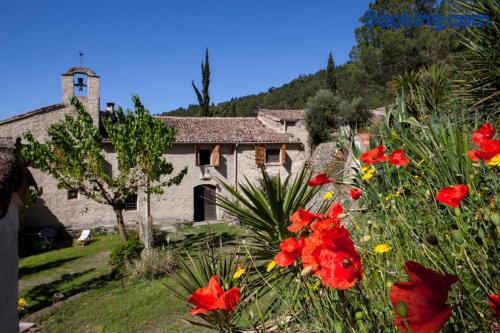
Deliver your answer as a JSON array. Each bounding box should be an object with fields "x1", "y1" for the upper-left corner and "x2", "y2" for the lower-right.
[{"x1": 76, "y1": 229, "x2": 91, "y2": 246}]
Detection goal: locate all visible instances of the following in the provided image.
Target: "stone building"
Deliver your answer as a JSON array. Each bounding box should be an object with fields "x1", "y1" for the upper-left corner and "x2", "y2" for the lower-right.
[
  {"x1": 0, "y1": 67, "x2": 308, "y2": 231},
  {"x1": 0, "y1": 138, "x2": 36, "y2": 333}
]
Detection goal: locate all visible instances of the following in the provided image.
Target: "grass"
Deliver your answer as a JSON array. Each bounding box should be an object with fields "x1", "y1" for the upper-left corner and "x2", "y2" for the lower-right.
[{"x1": 21, "y1": 223, "x2": 242, "y2": 332}]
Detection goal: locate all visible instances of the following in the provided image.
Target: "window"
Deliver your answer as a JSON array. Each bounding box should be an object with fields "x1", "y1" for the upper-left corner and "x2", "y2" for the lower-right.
[
  {"x1": 199, "y1": 149, "x2": 211, "y2": 166},
  {"x1": 266, "y1": 149, "x2": 281, "y2": 164},
  {"x1": 124, "y1": 194, "x2": 138, "y2": 211},
  {"x1": 67, "y1": 190, "x2": 78, "y2": 200}
]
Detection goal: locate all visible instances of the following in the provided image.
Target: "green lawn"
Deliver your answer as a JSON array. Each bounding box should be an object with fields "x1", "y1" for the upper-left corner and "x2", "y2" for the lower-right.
[{"x1": 21, "y1": 223, "x2": 242, "y2": 332}]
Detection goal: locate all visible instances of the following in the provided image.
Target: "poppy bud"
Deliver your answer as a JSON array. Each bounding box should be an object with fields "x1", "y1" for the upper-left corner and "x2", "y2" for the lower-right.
[
  {"x1": 454, "y1": 207, "x2": 462, "y2": 217},
  {"x1": 301, "y1": 266, "x2": 313, "y2": 276},
  {"x1": 452, "y1": 230, "x2": 464, "y2": 244},
  {"x1": 425, "y1": 233, "x2": 439, "y2": 246},
  {"x1": 396, "y1": 301, "x2": 408, "y2": 318},
  {"x1": 355, "y1": 311, "x2": 363, "y2": 320},
  {"x1": 337, "y1": 213, "x2": 347, "y2": 219},
  {"x1": 490, "y1": 213, "x2": 500, "y2": 226}
]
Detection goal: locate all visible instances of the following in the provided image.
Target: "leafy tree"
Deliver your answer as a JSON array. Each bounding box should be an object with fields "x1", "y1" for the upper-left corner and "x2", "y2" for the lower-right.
[
  {"x1": 305, "y1": 89, "x2": 343, "y2": 144},
  {"x1": 325, "y1": 52, "x2": 337, "y2": 92},
  {"x1": 192, "y1": 48, "x2": 211, "y2": 117},
  {"x1": 22, "y1": 96, "x2": 187, "y2": 243}
]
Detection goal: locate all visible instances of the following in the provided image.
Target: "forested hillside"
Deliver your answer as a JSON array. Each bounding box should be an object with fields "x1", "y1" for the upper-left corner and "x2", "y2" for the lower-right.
[{"x1": 164, "y1": 0, "x2": 463, "y2": 117}]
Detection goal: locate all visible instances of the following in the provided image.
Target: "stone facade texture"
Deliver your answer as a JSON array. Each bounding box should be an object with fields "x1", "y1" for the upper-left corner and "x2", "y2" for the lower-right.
[{"x1": 0, "y1": 67, "x2": 309, "y2": 231}]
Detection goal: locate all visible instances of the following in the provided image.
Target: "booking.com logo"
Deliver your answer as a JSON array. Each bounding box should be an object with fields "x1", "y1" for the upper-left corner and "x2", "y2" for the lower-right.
[{"x1": 364, "y1": 10, "x2": 491, "y2": 31}]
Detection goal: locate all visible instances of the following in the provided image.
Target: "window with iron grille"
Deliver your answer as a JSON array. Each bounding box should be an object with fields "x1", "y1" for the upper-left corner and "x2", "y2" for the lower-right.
[{"x1": 124, "y1": 194, "x2": 138, "y2": 211}]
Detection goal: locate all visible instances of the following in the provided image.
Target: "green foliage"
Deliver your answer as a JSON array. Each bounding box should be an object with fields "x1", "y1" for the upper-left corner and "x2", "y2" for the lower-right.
[
  {"x1": 192, "y1": 48, "x2": 212, "y2": 117},
  {"x1": 102, "y1": 95, "x2": 187, "y2": 196},
  {"x1": 305, "y1": 89, "x2": 370, "y2": 144},
  {"x1": 216, "y1": 166, "x2": 320, "y2": 262},
  {"x1": 169, "y1": 244, "x2": 251, "y2": 332},
  {"x1": 389, "y1": 64, "x2": 456, "y2": 118},
  {"x1": 127, "y1": 249, "x2": 177, "y2": 280},
  {"x1": 325, "y1": 52, "x2": 337, "y2": 92},
  {"x1": 109, "y1": 233, "x2": 144, "y2": 273},
  {"x1": 455, "y1": 0, "x2": 500, "y2": 112}
]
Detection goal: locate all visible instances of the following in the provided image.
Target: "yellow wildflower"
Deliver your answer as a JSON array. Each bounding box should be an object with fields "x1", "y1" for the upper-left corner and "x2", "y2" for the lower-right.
[
  {"x1": 361, "y1": 166, "x2": 369, "y2": 173},
  {"x1": 18, "y1": 298, "x2": 28, "y2": 312},
  {"x1": 417, "y1": 159, "x2": 425, "y2": 166},
  {"x1": 266, "y1": 260, "x2": 277, "y2": 272},
  {"x1": 362, "y1": 173, "x2": 374, "y2": 181},
  {"x1": 488, "y1": 154, "x2": 500, "y2": 166},
  {"x1": 384, "y1": 194, "x2": 393, "y2": 201},
  {"x1": 233, "y1": 266, "x2": 245, "y2": 279},
  {"x1": 310, "y1": 280, "x2": 321, "y2": 291},
  {"x1": 323, "y1": 191, "x2": 334, "y2": 200},
  {"x1": 374, "y1": 243, "x2": 391, "y2": 255}
]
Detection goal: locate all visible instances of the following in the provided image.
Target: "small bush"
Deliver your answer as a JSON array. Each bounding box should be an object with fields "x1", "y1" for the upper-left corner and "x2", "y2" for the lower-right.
[
  {"x1": 109, "y1": 233, "x2": 143, "y2": 275},
  {"x1": 127, "y1": 249, "x2": 177, "y2": 280}
]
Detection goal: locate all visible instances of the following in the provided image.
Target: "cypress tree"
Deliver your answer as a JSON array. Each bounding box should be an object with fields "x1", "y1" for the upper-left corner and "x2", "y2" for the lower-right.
[
  {"x1": 325, "y1": 52, "x2": 337, "y2": 93},
  {"x1": 192, "y1": 48, "x2": 211, "y2": 116}
]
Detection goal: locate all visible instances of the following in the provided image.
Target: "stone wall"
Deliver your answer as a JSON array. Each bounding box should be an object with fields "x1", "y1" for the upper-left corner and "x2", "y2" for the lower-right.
[{"x1": 0, "y1": 194, "x2": 20, "y2": 333}]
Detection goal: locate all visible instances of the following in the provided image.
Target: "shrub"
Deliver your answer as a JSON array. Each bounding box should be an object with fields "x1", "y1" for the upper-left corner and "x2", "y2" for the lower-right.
[
  {"x1": 109, "y1": 233, "x2": 143, "y2": 275},
  {"x1": 127, "y1": 248, "x2": 177, "y2": 280}
]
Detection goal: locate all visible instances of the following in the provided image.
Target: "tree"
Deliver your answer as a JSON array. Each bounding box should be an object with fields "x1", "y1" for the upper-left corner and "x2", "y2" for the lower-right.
[
  {"x1": 192, "y1": 48, "x2": 211, "y2": 117},
  {"x1": 22, "y1": 96, "x2": 187, "y2": 244},
  {"x1": 325, "y1": 52, "x2": 337, "y2": 92},
  {"x1": 305, "y1": 89, "x2": 343, "y2": 144}
]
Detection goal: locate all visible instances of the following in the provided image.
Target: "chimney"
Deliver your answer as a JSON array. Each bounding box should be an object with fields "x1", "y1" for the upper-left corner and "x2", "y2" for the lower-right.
[{"x1": 106, "y1": 102, "x2": 115, "y2": 113}]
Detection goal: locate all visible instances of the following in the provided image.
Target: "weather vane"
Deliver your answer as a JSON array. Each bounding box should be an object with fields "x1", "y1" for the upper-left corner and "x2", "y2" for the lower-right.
[{"x1": 79, "y1": 51, "x2": 84, "y2": 67}]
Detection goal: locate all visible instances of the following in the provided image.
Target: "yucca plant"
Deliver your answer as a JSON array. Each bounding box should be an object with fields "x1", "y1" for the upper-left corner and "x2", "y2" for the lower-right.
[
  {"x1": 216, "y1": 166, "x2": 322, "y2": 262},
  {"x1": 455, "y1": 0, "x2": 500, "y2": 114},
  {"x1": 389, "y1": 64, "x2": 456, "y2": 118},
  {"x1": 168, "y1": 243, "x2": 250, "y2": 332}
]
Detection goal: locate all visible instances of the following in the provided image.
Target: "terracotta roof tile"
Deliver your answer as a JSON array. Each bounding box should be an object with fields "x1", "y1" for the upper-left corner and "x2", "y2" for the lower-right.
[
  {"x1": 257, "y1": 109, "x2": 305, "y2": 121},
  {"x1": 156, "y1": 116, "x2": 299, "y2": 144}
]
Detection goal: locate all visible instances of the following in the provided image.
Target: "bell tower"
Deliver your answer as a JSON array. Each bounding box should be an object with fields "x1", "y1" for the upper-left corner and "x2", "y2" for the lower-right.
[{"x1": 61, "y1": 67, "x2": 100, "y2": 126}]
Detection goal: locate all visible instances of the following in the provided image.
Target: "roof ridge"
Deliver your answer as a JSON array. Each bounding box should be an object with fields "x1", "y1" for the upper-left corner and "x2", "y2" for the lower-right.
[
  {"x1": 0, "y1": 103, "x2": 66, "y2": 125},
  {"x1": 155, "y1": 116, "x2": 257, "y2": 120}
]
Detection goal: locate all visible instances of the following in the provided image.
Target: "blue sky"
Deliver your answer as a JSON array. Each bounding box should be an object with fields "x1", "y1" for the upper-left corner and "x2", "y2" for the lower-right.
[{"x1": 0, "y1": 0, "x2": 371, "y2": 119}]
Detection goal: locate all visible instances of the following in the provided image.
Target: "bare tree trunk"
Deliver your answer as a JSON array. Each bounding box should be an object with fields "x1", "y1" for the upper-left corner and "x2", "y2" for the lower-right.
[
  {"x1": 139, "y1": 216, "x2": 154, "y2": 258},
  {"x1": 114, "y1": 208, "x2": 128, "y2": 242},
  {"x1": 140, "y1": 177, "x2": 154, "y2": 257}
]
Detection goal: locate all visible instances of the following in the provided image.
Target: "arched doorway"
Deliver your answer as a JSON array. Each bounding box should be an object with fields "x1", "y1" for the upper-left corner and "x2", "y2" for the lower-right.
[{"x1": 193, "y1": 185, "x2": 217, "y2": 221}]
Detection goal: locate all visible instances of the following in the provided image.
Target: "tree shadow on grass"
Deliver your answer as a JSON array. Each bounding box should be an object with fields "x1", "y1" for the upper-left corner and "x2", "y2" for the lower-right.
[
  {"x1": 23, "y1": 269, "x2": 114, "y2": 314},
  {"x1": 19, "y1": 256, "x2": 82, "y2": 279}
]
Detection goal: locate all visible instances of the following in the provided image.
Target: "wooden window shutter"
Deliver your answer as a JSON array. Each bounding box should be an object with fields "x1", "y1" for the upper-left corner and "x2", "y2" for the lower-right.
[
  {"x1": 255, "y1": 145, "x2": 265, "y2": 166},
  {"x1": 211, "y1": 144, "x2": 220, "y2": 167},
  {"x1": 281, "y1": 144, "x2": 286, "y2": 165},
  {"x1": 195, "y1": 144, "x2": 200, "y2": 166}
]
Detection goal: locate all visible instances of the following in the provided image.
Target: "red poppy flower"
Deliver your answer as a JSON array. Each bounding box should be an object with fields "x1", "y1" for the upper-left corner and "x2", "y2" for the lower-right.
[
  {"x1": 475, "y1": 139, "x2": 500, "y2": 162},
  {"x1": 327, "y1": 202, "x2": 343, "y2": 220},
  {"x1": 488, "y1": 294, "x2": 500, "y2": 318},
  {"x1": 274, "y1": 237, "x2": 304, "y2": 267},
  {"x1": 360, "y1": 145, "x2": 388, "y2": 165},
  {"x1": 188, "y1": 276, "x2": 240, "y2": 315},
  {"x1": 307, "y1": 173, "x2": 334, "y2": 186},
  {"x1": 288, "y1": 208, "x2": 322, "y2": 233},
  {"x1": 389, "y1": 150, "x2": 410, "y2": 167},
  {"x1": 435, "y1": 185, "x2": 468, "y2": 208},
  {"x1": 389, "y1": 261, "x2": 458, "y2": 333},
  {"x1": 302, "y1": 226, "x2": 362, "y2": 289},
  {"x1": 471, "y1": 123, "x2": 494, "y2": 145},
  {"x1": 350, "y1": 188, "x2": 362, "y2": 200}
]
